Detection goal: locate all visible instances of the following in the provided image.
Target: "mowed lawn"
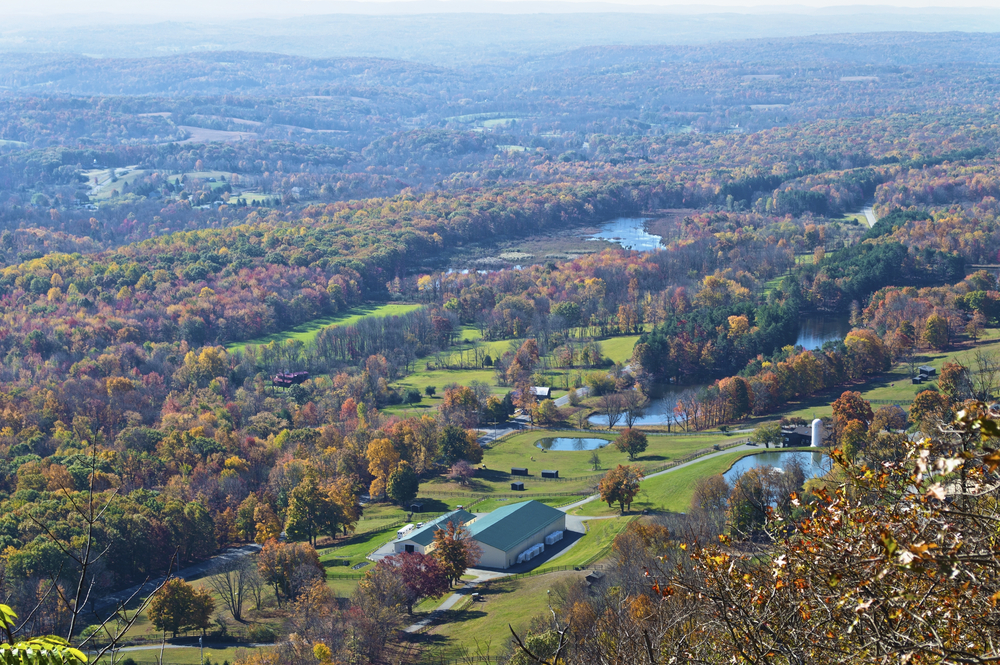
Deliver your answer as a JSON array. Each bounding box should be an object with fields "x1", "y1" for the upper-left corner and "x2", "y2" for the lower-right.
[
  {"x1": 94, "y1": 646, "x2": 247, "y2": 664},
  {"x1": 535, "y1": 516, "x2": 632, "y2": 573},
  {"x1": 423, "y1": 571, "x2": 585, "y2": 658},
  {"x1": 433, "y1": 429, "x2": 738, "y2": 495},
  {"x1": 226, "y1": 302, "x2": 423, "y2": 352},
  {"x1": 571, "y1": 447, "x2": 816, "y2": 517}
]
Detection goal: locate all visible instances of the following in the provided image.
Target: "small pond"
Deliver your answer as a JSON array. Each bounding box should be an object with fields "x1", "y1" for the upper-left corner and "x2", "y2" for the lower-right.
[
  {"x1": 723, "y1": 451, "x2": 831, "y2": 484},
  {"x1": 587, "y1": 217, "x2": 664, "y2": 252},
  {"x1": 536, "y1": 437, "x2": 611, "y2": 451},
  {"x1": 588, "y1": 383, "x2": 710, "y2": 427},
  {"x1": 795, "y1": 314, "x2": 852, "y2": 350}
]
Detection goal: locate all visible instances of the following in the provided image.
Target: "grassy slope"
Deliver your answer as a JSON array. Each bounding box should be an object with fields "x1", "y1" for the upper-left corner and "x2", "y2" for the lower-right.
[
  {"x1": 423, "y1": 571, "x2": 582, "y2": 658},
  {"x1": 226, "y1": 303, "x2": 423, "y2": 352},
  {"x1": 535, "y1": 517, "x2": 633, "y2": 572}
]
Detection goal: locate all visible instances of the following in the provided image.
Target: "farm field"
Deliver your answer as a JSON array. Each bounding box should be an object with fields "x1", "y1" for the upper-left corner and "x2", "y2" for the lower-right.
[
  {"x1": 226, "y1": 303, "x2": 423, "y2": 351},
  {"x1": 386, "y1": 331, "x2": 641, "y2": 414}
]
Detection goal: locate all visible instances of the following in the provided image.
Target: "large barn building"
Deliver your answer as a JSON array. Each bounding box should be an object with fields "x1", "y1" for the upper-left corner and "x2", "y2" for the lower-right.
[{"x1": 465, "y1": 500, "x2": 566, "y2": 569}]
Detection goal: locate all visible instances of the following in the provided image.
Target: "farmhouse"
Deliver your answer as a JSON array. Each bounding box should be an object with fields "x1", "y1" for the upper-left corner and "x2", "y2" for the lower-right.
[
  {"x1": 531, "y1": 386, "x2": 552, "y2": 399},
  {"x1": 392, "y1": 508, "x2": 475, "y2": 554},
  {"x1": 465, "y1": 500, "x2": 566, "y2": 569}
]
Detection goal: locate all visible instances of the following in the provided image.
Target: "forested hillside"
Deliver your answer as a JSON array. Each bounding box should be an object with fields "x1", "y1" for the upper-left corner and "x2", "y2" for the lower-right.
[{"x1": 0, "y1": 32, "x2": 999, "y2": 665}]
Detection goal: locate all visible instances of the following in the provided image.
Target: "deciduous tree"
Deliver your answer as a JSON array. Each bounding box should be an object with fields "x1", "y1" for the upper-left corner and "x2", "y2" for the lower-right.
[
  {"x1": 147, "y1": 578, "x2": 215, "y2": 637},
  {"x1": 431, "y1": 521, "x2": 481, "y2": 586},
  {"x1": 378, "y1": 553, "x2": 449, "y2": 613},
  {"x1": 613, "y1": 428, "x2": 648, "y2": 461},
  {"x1": 598, "y1": 464, "x2": 644, "y2": 514}
]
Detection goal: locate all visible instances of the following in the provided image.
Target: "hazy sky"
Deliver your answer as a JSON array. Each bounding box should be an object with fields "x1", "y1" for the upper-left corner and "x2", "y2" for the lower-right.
[{"x1": 5, "y1": 0, "x2": 1000, "y2": 18}]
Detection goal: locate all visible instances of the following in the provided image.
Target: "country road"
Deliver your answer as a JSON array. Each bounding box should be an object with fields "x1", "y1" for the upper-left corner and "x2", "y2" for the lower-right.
[{"x1": 862, "y1": 206, "x2": 878, "y2": 228}]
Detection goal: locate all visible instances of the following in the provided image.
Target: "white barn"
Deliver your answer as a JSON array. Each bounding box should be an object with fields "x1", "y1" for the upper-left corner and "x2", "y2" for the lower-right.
[{"x1": 392, "y1": 509, "x2": 475, "y2": 555}]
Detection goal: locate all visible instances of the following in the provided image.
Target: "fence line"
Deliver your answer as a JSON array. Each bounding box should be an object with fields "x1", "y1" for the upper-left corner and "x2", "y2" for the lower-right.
[{"x1": 487, "y1": 426, "x2": 744, "y2": 447}]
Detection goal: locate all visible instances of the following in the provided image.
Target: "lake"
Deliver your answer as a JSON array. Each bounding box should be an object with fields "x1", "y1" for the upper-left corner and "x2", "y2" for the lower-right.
[
  {"x1": 588, "y1": 383, "x2": 710, "y2": 427},
  {"x1": 723, "y1": 451, "x2": 830, "y2": 484},
  {"x1": 795, "y1": 314, "x2": 851, "y2": 350},
  {"x1": 536, "y1": 437, "x2": 611, "y2": 451},
  {"x1": 587, "y1": 217, "x2": 663, "y2": 252}
]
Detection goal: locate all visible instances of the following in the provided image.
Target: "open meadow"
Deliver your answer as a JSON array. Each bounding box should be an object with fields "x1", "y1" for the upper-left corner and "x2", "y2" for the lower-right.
[{"x1": 226, "y1": 303, "x2": 423, "y2": 352}]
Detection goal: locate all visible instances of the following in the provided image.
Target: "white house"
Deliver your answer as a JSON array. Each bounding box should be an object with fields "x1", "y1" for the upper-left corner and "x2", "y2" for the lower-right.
[{"x1": 392, "y1": 508, "x2": 475, "y2": 555}]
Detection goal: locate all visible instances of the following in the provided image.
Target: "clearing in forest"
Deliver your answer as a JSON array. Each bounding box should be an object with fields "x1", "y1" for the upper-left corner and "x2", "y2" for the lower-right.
[{"x1": 226, "y1": 302, "x2": 423, "y2": 352}]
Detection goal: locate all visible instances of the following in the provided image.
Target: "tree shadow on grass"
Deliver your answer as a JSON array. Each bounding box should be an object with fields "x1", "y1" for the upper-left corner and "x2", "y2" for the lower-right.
[
  {"x1": 411, "y1": 497, "x2": 453, "y2": 514},
  {"x1": 474, "y1": 468, "x2": 511, "y2": 484},
  {"x1": 401, "y1": 632, "x2": 451, "y2": 647}
]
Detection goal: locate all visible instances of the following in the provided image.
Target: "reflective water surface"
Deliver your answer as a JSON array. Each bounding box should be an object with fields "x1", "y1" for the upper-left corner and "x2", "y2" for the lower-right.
[
  {"x1": 723, "y1": 451, "x2": 830, "y2": 484},
  {"x1": 587, "y1": 217, "x2": 663, "y2": 252},
  {"x1": 536, "y1": 437, "x2": 611, "y2": 451}
]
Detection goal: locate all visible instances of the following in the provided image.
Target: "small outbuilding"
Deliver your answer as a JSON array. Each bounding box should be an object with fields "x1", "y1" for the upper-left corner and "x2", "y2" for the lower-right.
[
  {"x1": 781, "y1": 423, "x2": 831, "y2": 448},
  {"x1": 510, "y1": 481, "x2": 525, "y2": 491},
  {"x1": 511, "y1": 467, "x2": 528, "y2": 476},
  {"x1": 541, "y1": 470, "x2": 559, "y2": 478},
  {"x1": 919, "y1": 365, "x2": 937, "y2": 377},
  {"x1": 393, "y1": 509, "x2": 475, "y2": 555}
]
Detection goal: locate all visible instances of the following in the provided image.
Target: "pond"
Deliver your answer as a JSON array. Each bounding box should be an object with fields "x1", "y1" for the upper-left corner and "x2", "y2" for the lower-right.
[
  {"x1": 536, "y1": 437, "x2": 611, "y2": 451},
  {"x1": 587, "y1": 217, "x2": 664, "y2": 252},
  {"x1": 795, "y1": 313, "x2": 851, "y2": 350},
  {"x1": 723, "y1": 451, "x2": 831, "y2": 484},
  {"x1": 587, "y1": 383, "x2": 710, "y2": 428}
]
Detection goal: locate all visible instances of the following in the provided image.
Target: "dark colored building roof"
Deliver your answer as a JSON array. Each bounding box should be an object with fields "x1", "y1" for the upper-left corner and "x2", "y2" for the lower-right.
[{"x1": 273, "y1": 371, "x2": 310, "y2": 387}]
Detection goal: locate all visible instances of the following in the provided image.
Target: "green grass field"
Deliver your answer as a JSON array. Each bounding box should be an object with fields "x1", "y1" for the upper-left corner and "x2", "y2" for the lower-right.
[
  {"x1": 388, "y1": 331, "x2": 640, "y2": 412},
  {"x1": 471, "y1": 494, "x2": 578, "y2": 513},
  {"x1": 227, "y1": 303, "x2": 423, "y2": 351},
  {"x1": 436, "y1": 429, "x2": 735, "y2": 497},
  {"x1": 535, "y1": 516, "x2": 633, "y2": 572},
  {"x1": 769, "y1": 331, "x2": 1000, "y2": 422},
  {"x1": 95, "y1": 646, "x2": 246, "y2": 665},
  {"x1": 424, "y1": 517, "x2": 630, "y2": 657},
  {"x1": 571, "y1": 447, "x2": 814, "y2": 517},
  {"x1": 423, "y1": 571, "x2": 582, "y2": 659}
]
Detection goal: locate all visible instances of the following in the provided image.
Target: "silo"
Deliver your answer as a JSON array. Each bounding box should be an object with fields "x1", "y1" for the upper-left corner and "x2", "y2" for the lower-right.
[{"x1": 811, "y1": 419, "x2": 823, "y2": 448}]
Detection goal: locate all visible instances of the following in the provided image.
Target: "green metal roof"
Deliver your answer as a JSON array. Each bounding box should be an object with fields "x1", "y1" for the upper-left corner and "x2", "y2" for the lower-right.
[
  {"x1": 467, "y1": 500, "x2": 565, "y2": 552},
  {"x1": 402, "y1": 509, "x2": 475, "y2": 547}
]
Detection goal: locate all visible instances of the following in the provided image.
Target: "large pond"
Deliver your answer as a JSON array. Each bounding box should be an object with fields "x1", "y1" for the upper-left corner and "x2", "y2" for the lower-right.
[
  {"x1": 723, "y1": 451, "x2": 831, "y2": 484},
  {"x1": 588, "y1": 383, "x2": 710, "y2": 428},
  {"x1": 587, "y1": 217, "x2": 664, "y2": 252},
  {"x1": 536, "y1": 437, "x2": 611, "y2": 451},
  {"x1": 795, "y1": 314, "x2": 852, "y2": 350}
]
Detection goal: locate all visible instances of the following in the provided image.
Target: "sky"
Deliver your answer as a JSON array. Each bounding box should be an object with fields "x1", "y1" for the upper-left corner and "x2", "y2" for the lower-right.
[{"x1": 4, "y1": 0, "x2": 1000, "y2": 18}]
